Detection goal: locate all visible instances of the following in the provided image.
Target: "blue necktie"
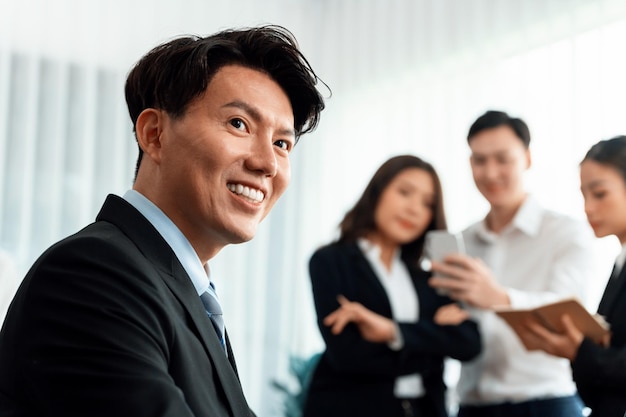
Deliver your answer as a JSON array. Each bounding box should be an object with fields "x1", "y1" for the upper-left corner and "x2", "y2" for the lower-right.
[{"x1": 200, "y1": 282, "x2": 226, "y2": 354}]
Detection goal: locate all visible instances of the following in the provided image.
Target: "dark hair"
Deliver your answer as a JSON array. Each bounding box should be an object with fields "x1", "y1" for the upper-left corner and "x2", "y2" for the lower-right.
[
  {"x1": 337, "y1": 155, "x2": 447, "y2": 264},
  {"x1": 582, "y1": 135, "x2": 626, "y2": 183},
  {"x1": 467, "y1": 110, "x2": 531, "y2": 148},
  {"x1": 125, "y1": 25, "x2": 327, "y2": 177}
]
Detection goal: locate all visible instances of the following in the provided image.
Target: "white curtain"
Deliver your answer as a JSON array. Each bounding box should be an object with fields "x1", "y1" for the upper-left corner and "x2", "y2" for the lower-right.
[{"x1": 2, "y1": 0, "x2": 626, "y2": 415}]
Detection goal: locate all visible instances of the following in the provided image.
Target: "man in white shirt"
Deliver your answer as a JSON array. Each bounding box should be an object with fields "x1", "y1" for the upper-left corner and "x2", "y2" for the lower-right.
[{"x1": 429, "y1": 110, "x2": 596, "y2": 417}]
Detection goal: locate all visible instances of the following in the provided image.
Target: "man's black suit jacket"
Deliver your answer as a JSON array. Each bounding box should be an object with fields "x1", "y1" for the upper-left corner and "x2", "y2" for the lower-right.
[
  {"x1": 0, "y1": 194, "x2": 254, "y2": 416},
  {"x1": 573, "y1": 263, "x2": 626, "y2": 417}
]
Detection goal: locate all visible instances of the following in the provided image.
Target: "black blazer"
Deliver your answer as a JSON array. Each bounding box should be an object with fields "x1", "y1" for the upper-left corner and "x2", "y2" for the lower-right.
[
  {"x1": 572, "y1": 264, "x2": 626, "y2": 417},
  {"x1": 0, "y1": 195, "x2": 254, "y2": 417},
  {"x1": 303, "y1": 242, "x2": 481, "y2": 417}
]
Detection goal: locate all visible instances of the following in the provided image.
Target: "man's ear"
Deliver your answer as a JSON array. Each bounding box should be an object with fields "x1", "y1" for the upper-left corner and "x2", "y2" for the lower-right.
[
  {"x1": 525, "y1": 149, "x2": 532, "y2": 170},
  {"x1": 136, "y1": 108, "x2": 164, "y2": 165}
]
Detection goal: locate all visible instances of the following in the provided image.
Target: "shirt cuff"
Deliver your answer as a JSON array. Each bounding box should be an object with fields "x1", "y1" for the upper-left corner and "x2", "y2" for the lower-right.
[{"x1": 387, "y1": 323, "x2": 404, "y2": 350}]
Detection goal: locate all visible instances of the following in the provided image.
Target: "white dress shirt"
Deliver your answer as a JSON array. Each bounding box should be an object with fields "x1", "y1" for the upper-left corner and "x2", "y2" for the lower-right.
[
  {"x1": 457, "y1": 195, "x2": 596, "y2": 405},
  {"x1": 358, "y1": 239, "x2": 425, "y2": 398}
]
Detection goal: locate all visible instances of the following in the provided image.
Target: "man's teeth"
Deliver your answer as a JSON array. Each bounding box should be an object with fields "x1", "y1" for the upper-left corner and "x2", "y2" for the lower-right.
[{"x1": 227, "y1": 183, "x2": 265, "y2": 203}]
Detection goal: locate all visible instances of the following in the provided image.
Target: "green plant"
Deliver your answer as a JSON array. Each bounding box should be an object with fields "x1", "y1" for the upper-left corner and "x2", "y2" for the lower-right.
[{"x1": 271, "y1": 352, "x2": 321, "y2": 417}]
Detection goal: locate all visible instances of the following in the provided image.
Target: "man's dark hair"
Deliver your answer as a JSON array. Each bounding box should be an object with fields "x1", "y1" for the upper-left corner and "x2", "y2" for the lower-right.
[
  {"x1": 125, "y1": 25, "x2": 326, "y2": 177},
  {"x1": 467, "y1": 110, "x2": 531, "y2": 148}
]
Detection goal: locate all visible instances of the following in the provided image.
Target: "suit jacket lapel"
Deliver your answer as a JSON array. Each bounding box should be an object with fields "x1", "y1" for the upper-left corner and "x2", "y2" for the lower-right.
[
  {"x1": 158, "y1": 267, "x2": 250, "y2": 414},
  {"x1": 96, "y1": 195, "x2": 249, "y2": 415},
  {"x1": 346, "y1": 243, "x2": 430, "y2": 318},
  {"x1": 346, "y1": 243, "x2": 394, "y2": 316},
  {"x1": 598, "y1": 264, "x2": 626, "y2": 318},
  {"x1": 224, "y1": 332, "x2": 240, "y2": 376}
]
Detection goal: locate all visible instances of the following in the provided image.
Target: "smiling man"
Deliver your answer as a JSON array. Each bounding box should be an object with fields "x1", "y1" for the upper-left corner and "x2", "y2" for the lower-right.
[{"x1": 0, "y1": 25, "x2": 325, "y2": 417}]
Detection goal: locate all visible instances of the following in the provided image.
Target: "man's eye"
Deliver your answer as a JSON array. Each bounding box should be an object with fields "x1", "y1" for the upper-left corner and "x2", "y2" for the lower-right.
[
  {"x1": 274, "y1": 140, "x2": 291, "y2": 152},
  {"x1": 230, "y1": 118, "x2": 246, "y2": 130}
]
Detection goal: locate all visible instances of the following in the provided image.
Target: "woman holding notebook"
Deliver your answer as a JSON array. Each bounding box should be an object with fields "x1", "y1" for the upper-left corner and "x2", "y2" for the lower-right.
[{"x1": 518, "y1": 135, "x2": 626, "y2": 417}]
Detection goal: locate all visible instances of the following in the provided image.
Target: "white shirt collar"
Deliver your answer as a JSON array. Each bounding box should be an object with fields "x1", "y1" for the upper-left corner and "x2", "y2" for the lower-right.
[
  {"x1": 357, "y1": 238, "x2": 400, "y2": 264},
  {"x1": 476, "y1": 195, "x2": 540, "y2": 242},
  {"x1": 615, "y1": 243, "x2": 626, "y2": 274}
]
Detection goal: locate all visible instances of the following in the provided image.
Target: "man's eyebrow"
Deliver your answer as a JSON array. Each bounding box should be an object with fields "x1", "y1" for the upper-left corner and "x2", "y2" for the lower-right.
[
  {"x1": 222, "y1": 100, "x2": 295, "y2": 137},
  {"x1": 471, "y1": 149, "x2": 509, "y2": 157}
]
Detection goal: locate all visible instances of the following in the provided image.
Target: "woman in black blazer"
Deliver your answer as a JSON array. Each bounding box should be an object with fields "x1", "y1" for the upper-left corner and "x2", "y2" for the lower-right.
[
  {"x1": 303, "y1": 155, "x2": 481, "y2": 417},
  {"x1": 515, "y1": 136, "x2": 626, "y2": 417}
]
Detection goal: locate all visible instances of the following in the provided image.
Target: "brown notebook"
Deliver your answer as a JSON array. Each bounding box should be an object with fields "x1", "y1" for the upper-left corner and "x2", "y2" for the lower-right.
[{"x1": 494, "y1": 298, "x2": 610, "y2": 350}]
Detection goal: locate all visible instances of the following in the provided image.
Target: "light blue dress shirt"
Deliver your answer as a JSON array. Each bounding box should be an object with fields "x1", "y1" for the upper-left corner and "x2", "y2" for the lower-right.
[{"x1": 123, "y1": 190, "x2": 211, "y2": 296}]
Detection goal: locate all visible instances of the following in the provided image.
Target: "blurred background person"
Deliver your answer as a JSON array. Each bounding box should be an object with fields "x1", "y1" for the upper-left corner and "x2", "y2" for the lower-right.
[
  {"x1": 303, "y1": 155, "x2": 481, "y2": 417},
  {"x1": 515, "y1": 135, "x2": 626, "y2": 417},
  {"x1": 429, "y1": 110, "x2": 596, "y2": 417}
]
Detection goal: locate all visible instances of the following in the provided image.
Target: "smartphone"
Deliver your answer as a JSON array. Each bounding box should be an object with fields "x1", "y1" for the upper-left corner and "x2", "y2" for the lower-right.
[
  {"x1": 422, "y1": 230, "x2": 465, "y2": 295},
  {"x1": 421, "y1": 230, "x2": 465, "y2": 275},
  {"x1": 423, "y1": 230, "x2": 465, "y2": 263}
]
